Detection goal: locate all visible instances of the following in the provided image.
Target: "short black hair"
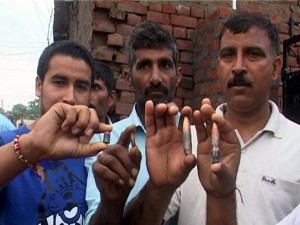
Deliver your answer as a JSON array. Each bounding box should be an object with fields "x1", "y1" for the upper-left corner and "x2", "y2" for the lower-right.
[
  {"x1": 219, "y1": 12, "x2": 279, "y2": 55},
  {"x1": 127, "y1": 20, "x2": 178, "y2": 71},
  {"x1": 94, "y1": 61, "x2": 115, "y2": 95},
  {"x1": 37, "y1": 40, "x2": 96, "y2": 82}
]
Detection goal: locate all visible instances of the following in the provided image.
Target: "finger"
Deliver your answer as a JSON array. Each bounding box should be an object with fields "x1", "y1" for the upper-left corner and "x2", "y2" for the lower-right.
[
  {"x1": 116, "y1": 124, "x2": 136, "y2": 147},
  {"x1": 200, "y1": 103, "x2": 215, "y2": 136},
  {"x1": 178, "y1": 106, "x2": 193, "y2": 132},
  {"x1": 211, "y1": 114, "x2": 237, "y2": 145},
  {"x1": 97, "y1": 151, "x2": 133, "y2": 185},
  {"x1": 71, "y1": 107, "x2": 91, "y2": 136},
  {"x1": 165, "y1": 102, "x2": 180, "y2": 128},
  {"x1": 75, "y1": 142, "x2": 108, "y2": 158},
  {"x1": 154, "y1": 103, "x2": 168, "y2": 130},
  {"x1": 93, "y1": 160, "x2": 123, "y2": 186},
  {"x1": 193, "y1": 110, "x2": 208, "y2": 143},
  {"x1": 145, "y1": 100, "x2": 156, "y2": 137},
  {"x1": 60, "y1": 105, "x2": 78, "y2": 131},
  {"x1": 128, "y1": 146, "x2": 142, "y2": 178}
]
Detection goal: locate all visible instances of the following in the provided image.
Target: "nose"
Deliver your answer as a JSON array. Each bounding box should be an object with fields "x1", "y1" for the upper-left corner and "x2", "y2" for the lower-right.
[
  {"x1": 232, "y1": 53, "x2": 246, "y2": 75},
  {"x1": 149, "y1": 65, "x2": 162, "y2": 86},
  {"x1": 62, "y1": 86, "x2": 76, "y2": 105}
]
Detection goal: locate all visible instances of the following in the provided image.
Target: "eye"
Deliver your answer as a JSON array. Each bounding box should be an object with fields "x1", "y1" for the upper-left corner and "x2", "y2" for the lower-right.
[
  {"x1": 247, "y1": 48, "x2": 265, "y2": 59},
  {"x1": 220, "y1": 49, "x2": 234, "y2": 59},
  {"x1": 160, "y1": 59, "x2": 173, "y2": 69},
  {"x1": 136, "y1": 60, "x2": 150, "y2": 70},
  {"x1": 76, "y1": 83, "x2": 89, "y2": 91},
  {"x1": 91, "y1": 84, "x2": 101, "y2": 91},
  {"x1": 53, "y1": 79, "x2": 65, "y2": 86}
]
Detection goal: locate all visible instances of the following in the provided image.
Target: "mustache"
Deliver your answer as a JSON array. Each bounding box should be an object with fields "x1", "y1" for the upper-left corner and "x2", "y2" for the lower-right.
[
  {"x1": 227, "y1": 73, "x2": 253, "y2": 88},
  {"x1": 144, "y1": 84, "x2": 168, "y2": 96}
]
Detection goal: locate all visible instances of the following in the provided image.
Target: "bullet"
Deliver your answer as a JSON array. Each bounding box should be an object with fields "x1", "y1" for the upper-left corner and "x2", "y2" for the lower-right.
[
  {"x1": 183, "y1": 116, "x2": 192, "y2": 155},
  {"x1": 130, "y1": 132, "x2": 136, "y2": 148},
  {"x1": 211, "y1": 122, "x2": 220, "y2": 163},
  {"x1": 103, "y1": 132, "x2": 110, "y2": 144}
]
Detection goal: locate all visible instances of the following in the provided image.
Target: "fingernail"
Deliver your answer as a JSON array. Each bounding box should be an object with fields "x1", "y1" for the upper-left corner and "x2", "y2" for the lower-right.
[
  {"x1": 129, "y1": 178, "x2": 135, "y2": 187},
  {"x1": 131, "y1": 168, "x2": 138, "y2": 177},
  {"x1": 119, "y1": 178, "x2": 124, "y2": 186},
  {"x1": 73, "y1": 128, "x2": 81, "y2": 135},
  {"x1": 86, "y1": 128, "x2": 94, "y2": 136}
]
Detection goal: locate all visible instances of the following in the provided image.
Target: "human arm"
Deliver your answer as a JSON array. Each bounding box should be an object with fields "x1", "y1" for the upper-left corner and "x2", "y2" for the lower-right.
[
  {"x1": 195, "y1": 99, "x2": 240, "y2": 225},
  {"x1": 123, "y1": 100, "x2": 197, "y2": 225},
  {"x1": 89, "y1": 124, "x2": 141, "y2": 225},
  {"x1": 0, "y1": 103, "x2": 111, "y2": 188}
]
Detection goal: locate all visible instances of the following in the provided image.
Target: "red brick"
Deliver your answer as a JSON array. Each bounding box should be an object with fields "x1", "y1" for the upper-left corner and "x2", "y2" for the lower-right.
[
  {"x1": 127, "y1": 13, "x2": 142, "y2": 26},
  {"x1": 94, "y1": 9, "x2": 109, "y2": 20},
  {"x1": 176, "y1": 40, "x2": 193, "y2": 51},
  {"x1": 161, "y1": 25, "x2": 173, "y2": 35},
  {"x1": 149, "y1": 2, "x2": 162, "y2": 12},
  {"x1": 173, "y1": 27, "x2": 186, "y2": 38},
  {"x1": 116, "y1": 52, "x2": 127, "y2": 64},
  {"x1": 107, "y1": 33, "x2": 124, "y2": 47},
  {"x1": 115, "y1": 102, "x2": 134, "y2": 116},
  {"x1": 117, "y1": 1, "x2": 147, "y2": 15},
  {"x1": 116, "y1": 79, "x2": 133, "y2": 91},
  {"x1": 176, "y1": 4, "x2": 190, "y2": 16},
  {"x1": 187, "y1": 29, "x2": 195, "y2": 40},
  {"x1": 94, "y1": 0, "x2": 113, "y2": 9},
  {"x1": 180, "y1": 51, "x2": 193, "y2": 63},
  {"x1": 116, "y1": 24, "x2": 134, "y2": 36},
  {"x1": 278, "y1": 23, "x2": 289, "y2": 34},
  {"x1": 163, "y1": 3, "x2": 176, "y2": 14},
  {"x1": 208, "y1": 39, "x2": 219, "y2": 52},
  {"x1": 120, "y1": 91, "x2": 135, "y2": 103},
  {"x1": 109, "y1": 8, "x2": 126, "y2": 21},
  {"x1": 191, "y1": 6, "x2": 205, "y2": 18},
  {"x1": 176, "y1": 87, "x2": 193, "y2": 98},
  {"x1": 179, "y1": 63, "x2": 193, "y2": 76},
  {"x1": 93, "y1": 19, "x2": 115, "y2": 33},
  {"x1": 147, "y1": 11, "x2": 170, "y2": 25},
  {"x1": 171, "y1": 15, "x2": 197, "y2": 28},
  {"x1": 92, "y1": 46, "x2": 116, "y2": 61},
  {"x1": 180, "y1": 76, "x2": 194, "y2": 90}
]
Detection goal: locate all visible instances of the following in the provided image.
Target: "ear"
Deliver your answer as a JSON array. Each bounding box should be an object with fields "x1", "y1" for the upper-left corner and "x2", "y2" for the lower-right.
[
  {"x1": 272, "y1": 56, "x2": 282, "y2": 81},
  {"x1": 123, "y1": 67, "x2": 132, "y2": 86},
  {"x1": 35, "y1": 76, "x2": 42, "y2": 97},
  {"x1": 176, "y1": 66, "x2": 182, "y2": 87},
  {"x1": 107, "y1": 90, "x2": 116, "y2": 110}
]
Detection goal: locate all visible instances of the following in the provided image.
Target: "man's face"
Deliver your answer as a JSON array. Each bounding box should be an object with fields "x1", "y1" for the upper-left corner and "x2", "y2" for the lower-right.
[
  {"x1": 217, "y1": 26, "x2": 281, "y2": 113},
  {"x1": 36, "y1": 54, "x2": 92, "y2": 115},
  {"x1": 89, "y1": 78, "x2": 113, "y2": 122},
  {"x1": 129, "y1": 48, "x2": 181, "y2": 107}
]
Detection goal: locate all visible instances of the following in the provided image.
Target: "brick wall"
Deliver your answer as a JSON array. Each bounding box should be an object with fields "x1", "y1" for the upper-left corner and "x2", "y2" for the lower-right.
[{"x1": 64, "y1": 0, "x2": 300, "y2": 119}]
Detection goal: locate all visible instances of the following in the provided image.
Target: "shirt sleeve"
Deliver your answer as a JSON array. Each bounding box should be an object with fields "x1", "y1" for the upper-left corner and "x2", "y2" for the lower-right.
[{"x1": 85, "y1": 134, "x2": 103, "y2": 224}]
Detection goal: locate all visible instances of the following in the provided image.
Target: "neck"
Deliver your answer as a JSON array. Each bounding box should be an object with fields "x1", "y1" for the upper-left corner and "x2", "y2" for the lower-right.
[{"x1": 224, "y1": 102, "x2": 271, "y2": 143}]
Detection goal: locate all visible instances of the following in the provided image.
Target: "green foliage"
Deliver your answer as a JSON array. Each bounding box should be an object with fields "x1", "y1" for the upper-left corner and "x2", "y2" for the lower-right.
[{"x1": 8, "y1": 99, "x2": 40, "y2": 121}]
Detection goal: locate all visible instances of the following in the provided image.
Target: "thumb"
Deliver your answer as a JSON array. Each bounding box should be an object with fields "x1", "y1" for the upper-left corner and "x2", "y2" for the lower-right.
[{"x1": 77, "y1": 142, "x2": 108, "y2": 158}]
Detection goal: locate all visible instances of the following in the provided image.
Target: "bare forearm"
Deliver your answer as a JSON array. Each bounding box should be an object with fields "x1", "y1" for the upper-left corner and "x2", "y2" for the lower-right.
[
  {"x1": 124, "y1": 181, "x2": 175, "y2": 225},
  {"x1": 90, "y1": 199, "x2": 125, "y2": 225},
  {"x1": 206, "y1": 191, "x2": 237, "y2": 225}
]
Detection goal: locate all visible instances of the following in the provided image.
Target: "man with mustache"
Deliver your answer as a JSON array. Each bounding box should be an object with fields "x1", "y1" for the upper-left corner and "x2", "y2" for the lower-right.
[
  {"x1": 122, "y1": 12, "x2": 300, "y2": 225},
  {"x1": 85, "y1": 20, "x2": 182, "y2": 225}
]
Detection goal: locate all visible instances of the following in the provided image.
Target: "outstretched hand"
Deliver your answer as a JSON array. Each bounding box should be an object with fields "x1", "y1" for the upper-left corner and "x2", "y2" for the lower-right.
[
  {"x1": 24, "y1": 103, "x2": 112, "y2": 163},
  {"x1": 93, "y1": 124, "x2": 141, "y2": 204},
  {"x1": 145, "y1": 100, "x2": 196, "y2": 190},
  {"x1": 195, "y1": 98, "x2": 241, "y2": 197}
]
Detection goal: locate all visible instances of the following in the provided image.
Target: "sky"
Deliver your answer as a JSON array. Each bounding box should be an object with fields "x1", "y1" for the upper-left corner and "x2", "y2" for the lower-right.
[{"x1": 0, "y1": 0, "x2": 54, "y2": 111}]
